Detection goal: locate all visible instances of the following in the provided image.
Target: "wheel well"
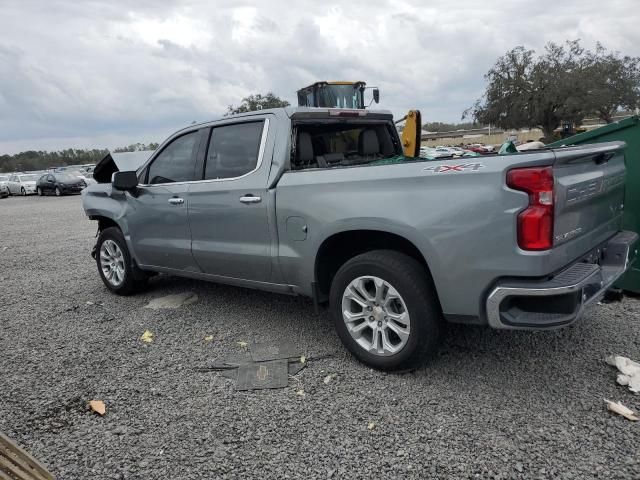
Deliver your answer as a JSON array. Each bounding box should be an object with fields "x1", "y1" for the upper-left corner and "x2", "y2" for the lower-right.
[
  {"x1": 92, "y1": 216, "x2": 119, "y2": 233},
  {"x1": 315, "y1": 230, "x2": 430, "y2": 299}
]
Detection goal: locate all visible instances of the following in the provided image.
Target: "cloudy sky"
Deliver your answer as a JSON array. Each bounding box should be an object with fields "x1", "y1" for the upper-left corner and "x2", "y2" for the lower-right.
[{"x1": 1, "y1": 0, "x2": 638, "y2": 154}]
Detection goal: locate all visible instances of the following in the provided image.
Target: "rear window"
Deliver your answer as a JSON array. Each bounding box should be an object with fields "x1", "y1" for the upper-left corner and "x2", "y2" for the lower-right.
[{"x1": 292, "y1": 122, "x2": 401, "y2": 170}]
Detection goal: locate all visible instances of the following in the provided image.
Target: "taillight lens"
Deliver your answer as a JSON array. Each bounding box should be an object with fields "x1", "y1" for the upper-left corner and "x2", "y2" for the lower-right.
[{"x1": 507, "y1": 166, "x2": 554, "y2": 250}]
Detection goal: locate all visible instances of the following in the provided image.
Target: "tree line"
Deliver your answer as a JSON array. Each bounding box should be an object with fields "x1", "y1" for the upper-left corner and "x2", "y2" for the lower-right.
[
  {"x1": 0, "y1": 144, "x2": 159, "y2": 173},
  {"x1": 466, "y1": 40, "x2": 640, "y2": 141}
]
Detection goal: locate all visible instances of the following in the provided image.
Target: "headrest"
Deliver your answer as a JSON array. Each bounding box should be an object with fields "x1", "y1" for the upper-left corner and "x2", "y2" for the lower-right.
[
  {"x1": 359, "y1": 129, "x2": 380, "y2": 156},
  {"x1": 297, "y1": 132, "x2": 314, "y2": 164}
]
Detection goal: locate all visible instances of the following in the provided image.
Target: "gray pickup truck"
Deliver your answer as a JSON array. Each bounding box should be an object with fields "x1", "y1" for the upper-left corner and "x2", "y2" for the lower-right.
[{"x1": 83, "y1": 107, "x2": 637, "y2": 370}]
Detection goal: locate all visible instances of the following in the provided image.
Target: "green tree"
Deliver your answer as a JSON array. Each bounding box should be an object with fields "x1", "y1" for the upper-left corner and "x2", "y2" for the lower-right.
[
  {"x1": 582, "y1": 44, "x2": 640, "y2": 123},
  {"x1": 226, "y1": 92, "x2": 290, "y2": 115},
  {"x1": 465, "y1": 41, "x2": 640, "y2": 141}
]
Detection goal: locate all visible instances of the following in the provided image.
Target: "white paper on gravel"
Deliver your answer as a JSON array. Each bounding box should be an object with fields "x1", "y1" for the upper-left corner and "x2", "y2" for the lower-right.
[
  {"x1": 606, "y1": 355, "x2": 640, "y2": 394},
  {"x1": 144, "y1": 292, "x2": 199, "y2": 309}
]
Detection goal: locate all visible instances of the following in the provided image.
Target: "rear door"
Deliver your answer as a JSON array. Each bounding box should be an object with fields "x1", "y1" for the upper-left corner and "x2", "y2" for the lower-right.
[
  {"x1": 553, "y1": 142, "x2": 626, "y2": 247},
  {"x1": 124, "y1": 129, "x2": 203, "y2": 271},
  {"x1": 188, "y1": 117, "x2": 274, "y2": 282}
]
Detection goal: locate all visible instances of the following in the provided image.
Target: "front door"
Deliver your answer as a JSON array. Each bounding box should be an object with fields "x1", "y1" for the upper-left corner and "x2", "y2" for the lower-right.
[
  {"x1": 45, "y1": 174, "x2": 56, "y2": 193},
  {"x1": 188, "y1": 118, "x2": 274, "y2": 282},
  {"x1": 124, "y1": 129, "x2": 202, "y2": 271}
]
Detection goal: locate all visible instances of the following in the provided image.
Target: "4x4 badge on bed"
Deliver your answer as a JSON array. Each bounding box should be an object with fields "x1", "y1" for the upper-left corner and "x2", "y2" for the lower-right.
[{"x1": 423, "y1": 163, "x2": 485, "y2": 173}]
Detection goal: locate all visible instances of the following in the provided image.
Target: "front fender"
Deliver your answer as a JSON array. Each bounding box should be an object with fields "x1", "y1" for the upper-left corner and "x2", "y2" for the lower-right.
[{"x1": 82, "y1": 186, "x2": 139, "y2": 261}]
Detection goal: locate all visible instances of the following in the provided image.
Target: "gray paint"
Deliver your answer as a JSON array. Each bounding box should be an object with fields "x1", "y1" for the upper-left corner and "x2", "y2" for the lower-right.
[{"x1": 82, "y1": 107, "x2": 628, "y2": 323}]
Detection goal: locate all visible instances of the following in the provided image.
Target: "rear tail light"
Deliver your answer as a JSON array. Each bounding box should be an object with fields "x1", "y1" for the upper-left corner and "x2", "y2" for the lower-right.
[{"x1": 506, "y1": 166, "x2": 554, "y2": 250}]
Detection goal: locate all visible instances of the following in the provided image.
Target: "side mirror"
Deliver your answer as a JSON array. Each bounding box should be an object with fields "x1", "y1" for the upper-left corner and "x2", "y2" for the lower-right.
[
  {"x1": 112, "y1": 171, "x2": 138, "y2": 191},
  {"x1": 373, "y1": 88, "x2": 380, "y2": 104}
]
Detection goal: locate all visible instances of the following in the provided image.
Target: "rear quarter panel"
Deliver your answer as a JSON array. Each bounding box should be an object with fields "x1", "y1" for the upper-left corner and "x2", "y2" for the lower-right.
[{"x1": 275, "y1": 151, "x2": 622, "y2": 319}]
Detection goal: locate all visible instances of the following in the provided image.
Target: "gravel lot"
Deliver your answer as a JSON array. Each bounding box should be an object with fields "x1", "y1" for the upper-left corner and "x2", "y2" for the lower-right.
[{"x1": 1, "y1": 194, "x2": 639, "y2": 479}]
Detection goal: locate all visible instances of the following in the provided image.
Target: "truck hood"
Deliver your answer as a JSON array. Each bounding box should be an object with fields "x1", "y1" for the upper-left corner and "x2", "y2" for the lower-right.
[{"x1": 93, "y1": 151, "x2": 151, "y2": 183}]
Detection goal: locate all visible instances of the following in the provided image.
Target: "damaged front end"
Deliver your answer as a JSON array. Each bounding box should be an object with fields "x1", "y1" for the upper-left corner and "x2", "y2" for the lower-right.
[{"x1": 92, "y1": 151, "x2": 151, "y2": 183}]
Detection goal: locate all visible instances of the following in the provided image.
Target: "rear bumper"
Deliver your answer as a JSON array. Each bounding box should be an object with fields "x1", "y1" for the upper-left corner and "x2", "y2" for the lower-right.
[{"x1": 486, "y1": 231, "x2": 638, "y2": 330}]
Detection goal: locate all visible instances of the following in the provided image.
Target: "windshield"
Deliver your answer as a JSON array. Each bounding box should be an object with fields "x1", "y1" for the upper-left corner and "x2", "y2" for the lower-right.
[
  {"x1": 19, "y1": 174, "x2": 39, "y2": 182},
  {"x1": 317, "y1": 85, "x2": 364, "y2": 109}
]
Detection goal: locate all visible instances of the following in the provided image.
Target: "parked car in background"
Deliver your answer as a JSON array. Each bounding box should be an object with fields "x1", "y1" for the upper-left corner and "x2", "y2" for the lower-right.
[
  {"x1": 36, "y1": 172, "x2": 86, "y2": 196},
  {"x1": 0, "y1": 175, "x2": 9, "y2": 195},
  {"x1": 0, "y1": 183, "x2": 8, "y2": 198},
  {"x1": 7, "y1": 174, "x2": 39, "y2": 195},
  {"x1": 66, "y1": 170, "x2": 97, "y2": 186}
]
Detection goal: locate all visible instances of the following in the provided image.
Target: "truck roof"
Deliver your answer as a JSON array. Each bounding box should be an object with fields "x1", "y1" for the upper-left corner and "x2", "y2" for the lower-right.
[{"x1": 185, "y1": 107, "x2": 395, "y2": 131}]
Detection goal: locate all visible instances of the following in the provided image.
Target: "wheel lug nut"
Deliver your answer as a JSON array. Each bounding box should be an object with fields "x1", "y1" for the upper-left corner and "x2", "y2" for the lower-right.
[
  {"x1": 367, "y1": 306, "x2": 373, "y2": 311},
  {"x1": 369, "y1": 316, "x2": 374, "y2": 321}
]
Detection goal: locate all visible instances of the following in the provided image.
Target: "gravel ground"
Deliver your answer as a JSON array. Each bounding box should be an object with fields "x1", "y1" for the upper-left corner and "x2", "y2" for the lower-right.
[{"x1": 1, "y1": 194, "x2": 639, "y2": 479}]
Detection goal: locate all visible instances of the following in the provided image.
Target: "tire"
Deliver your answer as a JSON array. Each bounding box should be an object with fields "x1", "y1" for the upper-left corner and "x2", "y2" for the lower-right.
[
  {"x1": 95, "y1": 227, "x2": 148, "y2": 295},
  {"x1": 329, "y1": 250, "x2": 443, "y2": 371},
  {"x1": 55, "y1": 187, "x2": 62, "y2": 197},
  {"x1": 37, "y1": 187, "x2": 42, "y2": 196},
  {"x1": 21, "y1": 187, "x2": 26, "y2": 196}
]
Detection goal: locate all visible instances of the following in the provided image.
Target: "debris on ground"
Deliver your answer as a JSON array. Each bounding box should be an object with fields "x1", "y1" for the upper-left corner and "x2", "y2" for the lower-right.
[
  {"x1": 606, "y1": 355, "x2": 640, "y2": 393},
  {"x1": 144, "y1": 292, "x2": 198, "y2": 309},
  {"x1": 367, "y1": 422, "x2": 376, "y2": 430},
  {"x1": 236, "y1": 360, "x2": 289, "y2": 391},
  {"x1": 140, "y1": 330, "x2": 154, "y2": 343},
  {"x1": 604, "y1": 399, "x2": 639, "y2": 421},
  {"x1": 193, "y1": 342, "x2": 330, "y2": 391},
  {"x1": 323, "y1": 373, "x2": 337, "y2": 384},
  {"x1": 250, "y1": 341, "x2": 302, "y2": 362},
  {"x1": 88, "y1": 400, "x2": 106, "y2": 416},
  {"x1": 204, "y1": 335, "x2": 214, "y2": 342},
  {"x1": 0, "y1": 431, "x2": 55, "y2": 479}
]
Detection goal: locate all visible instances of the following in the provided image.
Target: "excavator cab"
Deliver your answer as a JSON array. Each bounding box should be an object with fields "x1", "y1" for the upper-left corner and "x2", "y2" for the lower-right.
[{"x1": 297, "y1": 81, "x2": 379, "y2": 109}]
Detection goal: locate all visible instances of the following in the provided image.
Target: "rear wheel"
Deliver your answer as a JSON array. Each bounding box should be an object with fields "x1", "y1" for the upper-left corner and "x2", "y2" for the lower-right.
[
  {"x1": 96, "y1": 227, "x2": 147, "y2": 295},
  {"x1": 55, "y1": 187, "x2": 61, "y2": 197},
  {"x1": 21, "y1": 187, "x2": 26, "y2": 196},
  {"x1": 37, "y1": 187, "x2": 42, "y2": 196},
  {"x1": 329, "y1": 250, "x2": 443, "y2": 371}
]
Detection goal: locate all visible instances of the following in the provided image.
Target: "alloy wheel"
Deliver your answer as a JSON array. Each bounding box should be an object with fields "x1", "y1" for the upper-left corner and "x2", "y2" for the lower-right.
[
  {"x1": 100, "y1": 239, "x2": 126, "y2": 287},
  {"x1": 341, "y1": 276, "x2": 411, "y2": 356}
]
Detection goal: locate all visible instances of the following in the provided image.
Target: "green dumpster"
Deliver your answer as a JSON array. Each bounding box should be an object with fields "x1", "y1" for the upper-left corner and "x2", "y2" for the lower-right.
[{"x1": 549, "y1": 115, "x2": 640, "y2": 292}]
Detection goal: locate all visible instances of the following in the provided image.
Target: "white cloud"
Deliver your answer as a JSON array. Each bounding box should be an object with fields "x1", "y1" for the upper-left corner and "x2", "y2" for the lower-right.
[{"x1": 0, "y1": 0, "x2": 638, "y2": 154}]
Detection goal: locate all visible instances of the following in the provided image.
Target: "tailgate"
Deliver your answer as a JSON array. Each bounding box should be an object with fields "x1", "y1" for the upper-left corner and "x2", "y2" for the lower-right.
[{"x1": 552, "y1": 141, "x2": 626, "y2": 248}]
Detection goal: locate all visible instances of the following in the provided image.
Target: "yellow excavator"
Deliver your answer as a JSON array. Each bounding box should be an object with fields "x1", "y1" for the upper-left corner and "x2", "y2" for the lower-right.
[{"x1": 296, "y1": 81, "x2": 421, "y2": 158}]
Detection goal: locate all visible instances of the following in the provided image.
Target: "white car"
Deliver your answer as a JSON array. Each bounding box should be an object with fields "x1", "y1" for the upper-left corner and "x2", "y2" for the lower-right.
[
  {"x1": 67, "y1": 170, "x2": 97, "y2": 187},
  {"x1": 7, "y1": 173, "x2": 39, "y2": 195}
]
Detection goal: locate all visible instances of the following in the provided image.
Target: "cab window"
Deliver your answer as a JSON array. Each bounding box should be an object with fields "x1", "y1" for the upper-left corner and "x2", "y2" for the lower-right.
[
  {"x1": 204, "y1": 121, "x2": 264, "y2": 180},
  {"x1": 147, "y1": 131, "x2": 199, "y2": 184}
]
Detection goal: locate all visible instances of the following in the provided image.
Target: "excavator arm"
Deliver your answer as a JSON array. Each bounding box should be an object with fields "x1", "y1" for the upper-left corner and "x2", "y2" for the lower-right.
[{"x1": 397, "y1": 110, "x2": 422, "y2": 157}]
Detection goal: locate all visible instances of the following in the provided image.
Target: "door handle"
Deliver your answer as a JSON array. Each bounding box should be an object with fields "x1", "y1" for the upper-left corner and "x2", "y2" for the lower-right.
[
  {"x1": 168, "y1": 197, "x2": 184, "y2": 205},
  {"x1": 239, "y1": 195, "x2": 262, "y2": 204}
]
